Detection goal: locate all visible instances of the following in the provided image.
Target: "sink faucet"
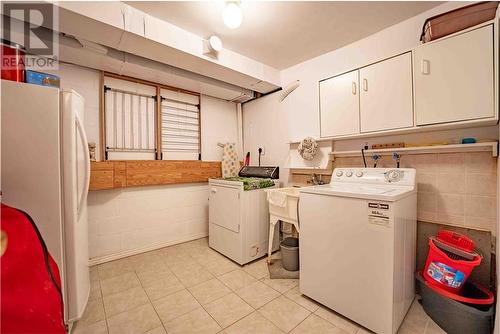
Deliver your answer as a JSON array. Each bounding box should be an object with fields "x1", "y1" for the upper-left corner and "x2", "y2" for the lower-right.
[{"x1": 311, "y1": 173, "x2": 325, "y2": 185}]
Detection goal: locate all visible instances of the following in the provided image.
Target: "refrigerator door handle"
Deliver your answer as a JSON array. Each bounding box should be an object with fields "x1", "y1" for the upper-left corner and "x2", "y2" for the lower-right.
[{"x1": 75, "y1": 113, "x2": 90, "y2": 218}]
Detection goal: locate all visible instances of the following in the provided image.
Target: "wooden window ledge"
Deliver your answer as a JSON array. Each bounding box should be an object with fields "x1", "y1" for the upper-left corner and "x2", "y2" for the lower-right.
[{"x1": 90, "y1": 160, "x2": 222, "y2": 191}]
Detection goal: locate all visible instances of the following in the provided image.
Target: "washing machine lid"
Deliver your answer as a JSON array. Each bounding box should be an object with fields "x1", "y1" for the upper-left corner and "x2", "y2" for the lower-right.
[{"x1": 300, "y1": 183, "x2": 415, "y2": 201}]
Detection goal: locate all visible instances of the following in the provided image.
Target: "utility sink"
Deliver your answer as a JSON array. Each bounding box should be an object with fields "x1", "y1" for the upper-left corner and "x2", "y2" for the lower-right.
[{"x1": 265, "y1": 187, "x2": 300, "y2": 222}]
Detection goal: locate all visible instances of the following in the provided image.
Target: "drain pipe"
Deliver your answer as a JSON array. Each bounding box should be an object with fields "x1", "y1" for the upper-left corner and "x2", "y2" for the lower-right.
[{"x1": 236, "y1": 103, "x2": 244, "y2": 160}]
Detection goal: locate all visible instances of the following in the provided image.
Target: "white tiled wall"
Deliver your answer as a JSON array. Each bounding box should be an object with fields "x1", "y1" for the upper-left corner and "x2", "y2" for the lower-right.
[
  {"x1": 55, "y1": 63, "x2": 239, "y2": 262},
  {"x1": 333, "y1": 152, "x2": 498, "y2": 234},
  {"x1": 88, "y1": 183, "x2": 209, "y2": 261}
]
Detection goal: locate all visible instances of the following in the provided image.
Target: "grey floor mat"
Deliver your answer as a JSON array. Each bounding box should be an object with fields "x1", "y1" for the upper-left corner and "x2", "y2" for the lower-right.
[{"x1": 267, "y1": 259, "x2": 300, "y2": 279}]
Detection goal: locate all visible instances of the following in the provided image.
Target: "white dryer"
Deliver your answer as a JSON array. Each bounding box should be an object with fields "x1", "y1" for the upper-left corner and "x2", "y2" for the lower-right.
[
  {"x1": 299, "y1": 168, "x2": 417, "y2": 334},
  {"x1": 209, "y1": 166, "x2": 280, "y2": 265}
]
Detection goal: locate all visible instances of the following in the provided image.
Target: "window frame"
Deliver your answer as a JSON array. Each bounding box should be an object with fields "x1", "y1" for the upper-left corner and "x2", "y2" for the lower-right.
[{"x1": 100, "y1": 71, "x2": 202, "y2": 161}]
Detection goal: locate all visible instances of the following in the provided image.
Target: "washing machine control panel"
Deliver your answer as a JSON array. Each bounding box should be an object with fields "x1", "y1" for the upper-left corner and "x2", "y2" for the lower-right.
[{"x1": 331, "y1": 168, "x2": 416, "y2": 186}]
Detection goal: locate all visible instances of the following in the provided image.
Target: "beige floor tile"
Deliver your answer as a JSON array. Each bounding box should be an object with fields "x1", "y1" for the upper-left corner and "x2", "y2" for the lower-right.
[
  {"x1": 161, "y1": 251, "x2": 195, "y2": 267},
  {"x1": 89, "y1": 280, "x2": 102, "y2": 301},
  {"x1": 168, "y1": 258, "x2": 200, "y2": 274},
  {"x1": 262, "y1": 277, "x2": 298, "y2": 294},
  {"x1": 356, "y1": 327, "x2": 374, "y2": 334},
  {"x1": 205, "y1": 293, "x2": 254, "y2": 328},
  {"x1": 398, "y1": 301, "x2": 429, "y2": 334},
  {"x1": 145, "y1": 327, "x2": 167, "y2": 334},
  {"x1": 224, "y1": 312, "x2": 284, "y2": 334},
  {"x1": 290, "y1": 314, "x2": 348, "y2": 334},
  {"x1": 315, "y1": 306, "x2": 360, "y2": 334},
  {"x1": 164, "y1": 308, "x2": 222, "y2": 334},
  {"x1": 103, "y1": 286, "x2": 149, "y2": 317},
  {"x1": 129, "y1": 253, "x2": 170, "y2": 274},
  {"x1": 98, "y1": 258, "x2": 134, "y2": 280},
  {"x1": 203, "y1": 257, "x2": 240, "y2": 276},
  {"x1": 191, "y1": 248, "x2": 224, "y2": 262},
  {"x1": 152, "y1": 289, "x2": 201, "y2": 323},
  {"x1": 100, "y1": 272, "x2": 141, "y2": 296},
  {"x1": 137, "y1": 267, "x2": 175, "y2": 288},
  {"x1": 144, "y1": 275, "x2": 185, "y2": 301},
  {"x1": 174, "y1": 265, "x2": 215, "y2": 287},
  {"x1": 107, "y1": 303, "x2": 162, "y2": 334},
  {"x1": 192, "y1": 237, "x2": 209, "y2": 246},
  {"x1": 77, "y1": 298, "x2": 105, "y2": 327},
  {"x1": 243, "y1": 258, "x2": 269, "y2": 279},
  {"x1": 285, "y1": 286, "x2": 320, "y2": 312},
  {"x1": 72, "y1": 319, "x2": 108, "y2": 334},
  {"x1": 425, "y1": 319, "x2": 446, "y2": 334},
  {"x1": 187, "y1": 246, "x2": 210, "y2": 258},
  {"x1": 90, "y1": 266, "x2": 99, "y2": 283},
  {"x1": 258, "y1": 295, "x2": 311, "y2": 333},
  {"x1": 188, "y1": 278, "x2": 231, "y2": 305},
  {"x1": 235, "y1": 281, "x2": 280, "y2": 309},
  {"x1": 398, "y1": 326, "x2": 420, "y2": 334},
  {"x1": 219, "y1": 269, "x2": 258, "y2": 291}
]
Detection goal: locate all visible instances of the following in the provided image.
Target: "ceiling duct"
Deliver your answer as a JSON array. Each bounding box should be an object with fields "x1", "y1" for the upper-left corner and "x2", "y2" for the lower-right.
[
  {"x1": 3, "y1": 13, "x2": 257, "y2": 102},
  {"x1": 58, "y1": 34, "x2": 255, "y2": 102}
]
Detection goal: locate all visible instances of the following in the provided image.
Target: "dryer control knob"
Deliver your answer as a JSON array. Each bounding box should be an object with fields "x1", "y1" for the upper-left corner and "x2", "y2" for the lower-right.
[
  {"x1": 336, "y1": 170, "x2": 343, "y2": 177},
  {"x1": 346, "y1": 170, "x2": 353, "y2": 177},
  {"x1": 356, "y1": 171, "x2": 363, "y2": 177}
]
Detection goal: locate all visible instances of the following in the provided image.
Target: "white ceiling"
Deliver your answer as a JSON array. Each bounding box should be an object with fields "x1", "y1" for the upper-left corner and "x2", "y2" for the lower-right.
[{"x1": 127, "y1": 1, "x2": 442, "y2": 70}]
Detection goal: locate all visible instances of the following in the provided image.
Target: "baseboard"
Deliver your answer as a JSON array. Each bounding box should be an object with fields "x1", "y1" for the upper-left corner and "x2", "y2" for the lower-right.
[{"x1": 88, "y1": 232, "x2": 209, "y2": 266}]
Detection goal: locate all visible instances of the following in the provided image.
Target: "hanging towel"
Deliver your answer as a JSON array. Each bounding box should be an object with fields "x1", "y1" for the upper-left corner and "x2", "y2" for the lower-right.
[
  {"x1": 267, "y1": 190, "x2": 287, "y2": 208},
  {"x1": 221, "y1": 142, "x2": 239, "y2": 178}
]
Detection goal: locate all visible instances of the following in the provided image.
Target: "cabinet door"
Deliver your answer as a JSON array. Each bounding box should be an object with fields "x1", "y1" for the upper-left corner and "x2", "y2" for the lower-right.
[
  {"x1": 360, "y1": 53, "x2": 413, "y2": 133},
  {"x1": 319, "y1": 70, "x2": 360, "y2": 137},
  {"x1": 415, "y1": 25, "x2": 494, "y2": 126}
]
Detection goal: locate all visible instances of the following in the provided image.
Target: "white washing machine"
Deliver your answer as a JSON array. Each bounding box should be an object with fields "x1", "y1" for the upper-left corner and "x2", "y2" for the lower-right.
[
  {"x1": 209, "y1": 166, "x2": 280, "y2": 265},
  {"x1": 300, "y1": 168, "x2": 417, "y2": 334}
]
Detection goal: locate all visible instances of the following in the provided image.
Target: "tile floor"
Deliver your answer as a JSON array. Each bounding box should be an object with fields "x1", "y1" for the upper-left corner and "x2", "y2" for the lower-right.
[{"x1": 73, "y1": 238, "x2": 445, "y2": 334}]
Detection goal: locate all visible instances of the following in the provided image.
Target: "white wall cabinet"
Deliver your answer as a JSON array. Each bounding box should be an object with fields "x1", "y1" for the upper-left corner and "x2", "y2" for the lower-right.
[
  {"x1": 414, "y1": 25, "x2": 495, "y2": 126},
  {"x1": 359, "y1": 53, "x2": 413, "y2": 133},
  {"x1": 319, "y1": 70, "x2": 360, "y2": 137}
]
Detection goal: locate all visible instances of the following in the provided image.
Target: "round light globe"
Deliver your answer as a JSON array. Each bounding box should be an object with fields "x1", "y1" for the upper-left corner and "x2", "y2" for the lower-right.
[{"x1": 223, "y1": 3, "x2": 242, "y2": 29}]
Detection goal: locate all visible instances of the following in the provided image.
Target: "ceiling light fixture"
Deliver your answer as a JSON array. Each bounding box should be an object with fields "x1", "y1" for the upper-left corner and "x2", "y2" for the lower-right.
[
  {"x1": 203, "y1": 35, "x2": 223, "y2": 58},
  {"x1": 222, "y1": 2, "x2": 242, "y2": 29}
]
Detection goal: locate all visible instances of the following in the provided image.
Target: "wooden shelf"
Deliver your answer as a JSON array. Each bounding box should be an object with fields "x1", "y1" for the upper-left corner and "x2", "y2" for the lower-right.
[
  {"x1": 329, "y1": 142, "x2": 498, "y2": 160},
  {"x1": 90, "y1": 160, "x2": 222, "y2": 191}
]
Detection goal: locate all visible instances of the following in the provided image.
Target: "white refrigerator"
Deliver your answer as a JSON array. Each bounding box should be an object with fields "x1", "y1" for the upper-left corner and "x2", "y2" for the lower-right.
[{"x1": 1, "y1": 80, "x2": 91, "y2": 324}]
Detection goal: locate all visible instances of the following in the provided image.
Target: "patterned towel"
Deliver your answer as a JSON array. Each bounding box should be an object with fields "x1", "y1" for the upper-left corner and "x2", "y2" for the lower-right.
[
  {"x1": 224, "y1": 177, "x2": 275, "y2": 191},
  {"x1": 221, "y1": 142, "x2": 239, "y2": 178}
]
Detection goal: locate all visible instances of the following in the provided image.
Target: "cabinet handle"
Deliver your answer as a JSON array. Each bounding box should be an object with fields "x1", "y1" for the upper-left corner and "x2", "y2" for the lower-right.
[
  {"x1": 352, "y1": 82, "x2": 357, "y2": 95},
  {"x1": 362, "y1": 78, "x2": 368, "y2": 92},
  {"x1": 421, "y1": 59, "x2": 430, "y2": 75}
]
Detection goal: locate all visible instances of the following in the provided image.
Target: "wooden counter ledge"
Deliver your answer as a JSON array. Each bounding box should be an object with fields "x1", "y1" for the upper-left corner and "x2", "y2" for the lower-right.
[{"x1": 90, "y1": 160, "x2": 222, "y2": 190}]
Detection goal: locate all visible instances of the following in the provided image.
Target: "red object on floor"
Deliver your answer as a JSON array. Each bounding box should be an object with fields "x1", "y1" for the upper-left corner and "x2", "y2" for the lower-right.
[
  {"x1": 1, "y1": 203, "x2": 66, "y2": 334},
  {"x1": 424, "y1": 230, "x2": 481, "y2": 293}
]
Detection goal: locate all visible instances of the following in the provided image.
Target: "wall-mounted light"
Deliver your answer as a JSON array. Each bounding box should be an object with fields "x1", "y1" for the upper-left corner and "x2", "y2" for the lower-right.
[
  {"x1": 203, "y1": 35, "x2": 223, "y2": 58},
  {"x1": 222, "y1": 2, "x2": 242, "y2": 29}
]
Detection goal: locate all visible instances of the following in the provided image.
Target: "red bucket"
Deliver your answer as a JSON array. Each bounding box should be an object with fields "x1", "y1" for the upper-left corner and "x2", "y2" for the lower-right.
[{"x1": 424, "y1": 231, "x2": 481, "y2": 293}]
